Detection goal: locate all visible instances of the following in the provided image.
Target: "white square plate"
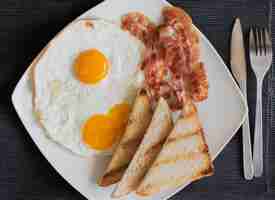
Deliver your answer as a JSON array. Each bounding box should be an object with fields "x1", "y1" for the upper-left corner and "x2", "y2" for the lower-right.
[{"x1": 12, "y1": 0, "x2": 247, "y2": 199}]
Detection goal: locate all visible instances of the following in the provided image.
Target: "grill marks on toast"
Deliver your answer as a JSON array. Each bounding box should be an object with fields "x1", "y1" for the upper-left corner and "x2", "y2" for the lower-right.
[
  {"x1": 136, "y1": 99, "x2": 213, "y2": 196},
  {"x1": 144, "y1": 137, "x2": 167, "y2": 158},
  {"x1": 166, "y1": 131, "x2": 197, "y2": 145},
  {"x1": 137, "y1": 157, "x2": 213, "y2": 196},
  {"x1": 137, "y1": 154, "x2": 213, "y2": 196},
  {"x1": 151, "y1": 123, "x2": 208, "y2": 169},
  {"x1": 99, "y1": 93, "x2": 153, "y2": 187},
  {"x1": 152, "y1": 145, "x2": 209, "y2": 168},
  {"x1": 121, "y1": 135, "x2": 144, "y2": 150},
  {"x1": 165, "y1": 115, "x2": 202, "y2": 145},
  {"x1": 112, "y1": 98, "x2": 173, "y2": 198}
]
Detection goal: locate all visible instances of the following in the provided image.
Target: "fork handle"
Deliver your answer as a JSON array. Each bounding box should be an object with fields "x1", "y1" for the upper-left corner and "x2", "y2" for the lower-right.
[
  {"x1": 253, "y1": 79, "x2": 263, "y2": 177},
  {"x1": 240, "y1": 81, "x2": 254, "y2": 180}
]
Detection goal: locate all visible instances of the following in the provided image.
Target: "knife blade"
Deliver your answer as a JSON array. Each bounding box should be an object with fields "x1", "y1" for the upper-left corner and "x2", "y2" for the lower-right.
[
  {"x1": 231, "y1": 18, "x2": 247, "y2": 83},
  {"x1": 230, "y1": 18, "x2": 254, "y2": 180}
]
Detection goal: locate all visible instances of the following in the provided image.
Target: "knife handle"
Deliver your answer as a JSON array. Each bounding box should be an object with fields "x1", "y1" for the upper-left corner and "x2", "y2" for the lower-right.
[
  {"x1": 242, "y1": 114, "x2": 254, "y2": 179},
  {"x1": 240, "y1": 80, "x2": 254, "y2": 180}
]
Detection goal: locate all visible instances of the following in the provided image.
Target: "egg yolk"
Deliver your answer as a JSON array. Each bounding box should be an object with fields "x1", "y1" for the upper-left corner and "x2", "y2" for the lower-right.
[
  {"x1": 108, "y1": 103, "x2": 131, "y2": 137},
  {"x1": 82, "y1": 114, "x2": 114, "y2": 150},
  {"x1": 83, "y1": 103, "x2": 131, "y2": 150},
  {"x1": 74, "y1": 49, "x2": 109, "y2": 84}
]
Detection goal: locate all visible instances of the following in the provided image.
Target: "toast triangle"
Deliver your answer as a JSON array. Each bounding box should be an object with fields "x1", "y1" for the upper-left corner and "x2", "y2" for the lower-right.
[
  {"x1": 136, "y1": 99, "x2": 214, "y2": 196},
  {"x1": 99, "y1": 91, "x2": 153, "y2": 186},
  {"x1": 112, "y1": 98, "x2": 173, "y2": 198}
]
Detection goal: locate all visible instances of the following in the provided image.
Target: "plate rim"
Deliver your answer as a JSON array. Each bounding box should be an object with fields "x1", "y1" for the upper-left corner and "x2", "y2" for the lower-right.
[{"x1": 11, "y1": 0, "x2": 248, "y2": 199}]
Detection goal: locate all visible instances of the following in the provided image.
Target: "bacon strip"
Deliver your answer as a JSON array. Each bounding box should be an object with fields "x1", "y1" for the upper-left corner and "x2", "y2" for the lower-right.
[
  {"x1": 121, "y1": 6, "x2": 208, "y2": 110},
  {"x1": 121, "y1": 12, "x2": 157, "y2": 47}
]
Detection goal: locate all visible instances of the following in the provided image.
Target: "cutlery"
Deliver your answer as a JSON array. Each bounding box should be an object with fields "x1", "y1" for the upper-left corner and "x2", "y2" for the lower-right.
[
  {"x1": 231, "y1": 18, "x2": 254, "y2": 180},
  {"x1": 249, "y1": 27, "x2": 273, "y2": 177}
]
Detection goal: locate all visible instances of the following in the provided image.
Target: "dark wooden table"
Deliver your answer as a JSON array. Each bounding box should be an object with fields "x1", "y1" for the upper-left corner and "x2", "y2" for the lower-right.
[{"x1": 1, "y1": 0, "x2": 275, "y2": 199}]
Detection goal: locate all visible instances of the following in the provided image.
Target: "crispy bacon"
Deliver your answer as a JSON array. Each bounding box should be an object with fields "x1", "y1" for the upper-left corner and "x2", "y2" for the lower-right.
[
  {"x1": 121, "y1": 12, "x2": 157, "y2": 47},
  {"x1": 162, "y1": 6, "x2": 192, "y2": 27},
  {"x1": 190, "y1": 62, "x2": 208, "y2": 102},
  {"x1": 121, "y1": 6, "x2": 208, "y2": 110}
]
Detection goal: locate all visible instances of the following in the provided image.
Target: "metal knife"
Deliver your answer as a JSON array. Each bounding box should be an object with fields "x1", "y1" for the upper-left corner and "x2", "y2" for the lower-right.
[{"x1": 231, "y1": 18, "x2": 254, "y2": 180}]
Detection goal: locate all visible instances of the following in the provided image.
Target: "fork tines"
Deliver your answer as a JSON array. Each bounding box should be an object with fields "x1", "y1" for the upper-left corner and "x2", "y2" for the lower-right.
[{"x1": 250, "y1": 27, "x2": 272, "y2": 56}]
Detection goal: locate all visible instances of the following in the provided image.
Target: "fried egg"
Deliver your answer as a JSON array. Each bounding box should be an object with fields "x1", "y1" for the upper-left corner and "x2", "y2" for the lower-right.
[{"x1": 33, "y1": 19, "x2": 145, "y2": 156}]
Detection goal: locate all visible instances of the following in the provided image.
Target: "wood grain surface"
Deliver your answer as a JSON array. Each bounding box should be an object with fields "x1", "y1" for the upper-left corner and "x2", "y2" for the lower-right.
[{"x1": 0, "y1": 0, "x2": 274, "y2": 200}]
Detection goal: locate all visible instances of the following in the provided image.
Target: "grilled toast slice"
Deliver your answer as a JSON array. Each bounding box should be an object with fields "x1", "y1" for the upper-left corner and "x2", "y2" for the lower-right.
[
  {"x1": 99, "y1": 91, "x2": 153, "y2": 186},
  {"x1": 112, "y1": 98, "x2": 173, "y2": 198},
  {"x1": 136, "y1": 99, "x2": 213, "y2": 196}
]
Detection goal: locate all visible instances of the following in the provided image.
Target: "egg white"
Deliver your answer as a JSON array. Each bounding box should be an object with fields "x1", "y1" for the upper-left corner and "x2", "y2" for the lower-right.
[{"x1": 33, "y1": 19, "x2": 145, "y2": 157}]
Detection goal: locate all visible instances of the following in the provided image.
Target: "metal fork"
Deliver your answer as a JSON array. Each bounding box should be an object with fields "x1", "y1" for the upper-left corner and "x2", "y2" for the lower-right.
[{"x1": 249, "y1": 27, "x2": 273, "y2": 177}]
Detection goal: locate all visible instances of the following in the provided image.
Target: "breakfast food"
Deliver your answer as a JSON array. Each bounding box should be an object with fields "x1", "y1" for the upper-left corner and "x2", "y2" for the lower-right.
[
  {"x1": 136, "y1": 98, "x2": 213, "y2": 196},
  {"x1": 32, "y1": 18, "x2": 145, "y2": 156},
  {"x1": 121, "y1": 12, "x2": 157, "y2": 47},
  {"x1": 121, "y1": 6, "x2": 208, "y2": 110},
  {"x1": 32, "y1": 4, "x2": 213, "y2": 198},
  {"x1": 105, "y1": 6, "x2": 212, "y2": 197},
  {"x1": 99, "y1": 91, "x2": 153, "y2": 186},
  {"x1": 112, "y1": 98, "x2": 173, "y2": 198}
]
